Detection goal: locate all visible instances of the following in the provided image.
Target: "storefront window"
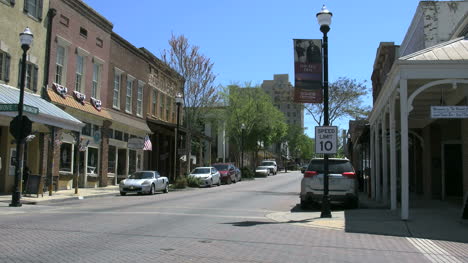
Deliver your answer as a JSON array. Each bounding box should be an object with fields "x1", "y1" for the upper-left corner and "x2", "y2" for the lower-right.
[
  {"x1": 82, "y1": 123, "x2": 92, "y2": 136},
  {"x1": 108, "y1": 145, "x2": 116, "y2": 174},
  {"x1": 87, "y1": 147, "x2": 98, "y2": 175},
  {"x1": 114, "y1": 130, "x2": 123, "y2": 141},
  {"x1": 60, "y1": 143, "x2": 73, "y2": 172},
  {"x1": 129, "y1": 150, "x2": 136, "y2": 175}
]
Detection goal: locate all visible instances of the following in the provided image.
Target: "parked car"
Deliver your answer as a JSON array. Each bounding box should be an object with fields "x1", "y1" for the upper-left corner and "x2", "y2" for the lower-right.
[
  {"x1": 188, "y1": 167, "x2": 221, "y2": 187},
  {"x1": 212, "y1": 163, "x2": 237, "y2": 184},
  {"x1": 119, "y1": 170, "x2": 169, "y2": 196},
  {"x1": 300, "y1": 158, "x2": 358, "y2": 209},
  {"x1": 255, "y1": 165, "x2": 273, "y2": 177},
  {"x1": 300, "y1": 164, "x2": 308, "y2": 173},
  {"x1": 260, "y1": 160, "x2": 277, "y2": 175}
]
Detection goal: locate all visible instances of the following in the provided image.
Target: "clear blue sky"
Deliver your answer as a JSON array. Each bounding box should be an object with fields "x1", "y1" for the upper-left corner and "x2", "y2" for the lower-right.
[{"x1": 83, "y1": 0, "x2": 421, "y2": 137}]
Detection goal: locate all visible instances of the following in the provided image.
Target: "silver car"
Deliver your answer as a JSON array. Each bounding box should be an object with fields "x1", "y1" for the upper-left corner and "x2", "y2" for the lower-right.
[
  {"x1": 255, "y1": 166, "x2": 272, "y2": 177},
  {"x1": 188, "y1": 167, "x2": 221, "y2": 187},
  {"x1": 300, "y1": 158, "x2": 358, "y2": 209},
  {"x1": 119, "y1": 171, "x2": 169, "y2": 196}
]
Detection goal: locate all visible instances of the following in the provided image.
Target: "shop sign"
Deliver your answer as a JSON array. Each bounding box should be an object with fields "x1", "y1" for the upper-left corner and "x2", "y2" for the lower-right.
[
  {"x1": 431, "y1": 106, "x2": 468, "y2": 119},
  {"x1": 128, "y1": 137, "x2": 144, "y2": 149},
  {"x1": 0, "y1": 103, "x2": 39, "y2": 115}
]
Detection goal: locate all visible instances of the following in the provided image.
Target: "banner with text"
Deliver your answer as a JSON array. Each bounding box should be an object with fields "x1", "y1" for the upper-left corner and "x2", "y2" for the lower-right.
[{"x1": 293, "y1": 39, "x2": 322, "y2": 103}]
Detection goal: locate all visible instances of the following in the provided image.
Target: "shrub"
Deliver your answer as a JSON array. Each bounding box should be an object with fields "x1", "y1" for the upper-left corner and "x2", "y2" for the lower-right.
[
  {"x1": 173, "y1": 177, "x2": 187, "y2": 189},
  {"x1": 240, "y1": 167, "x2": 255, "y2": 180},
  {"x1": 186, "y1": 176, "x2": 202, "y2": 187}
]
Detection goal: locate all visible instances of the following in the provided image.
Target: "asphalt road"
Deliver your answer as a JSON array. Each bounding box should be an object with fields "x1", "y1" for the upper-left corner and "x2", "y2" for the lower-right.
[{"x1": 0, "y1": 171, "x2": 455, "y2": 262}]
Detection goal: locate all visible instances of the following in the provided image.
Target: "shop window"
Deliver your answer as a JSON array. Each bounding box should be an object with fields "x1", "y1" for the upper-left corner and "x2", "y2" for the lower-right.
[
  {"x1": 93, "y1": 125, "x2": 100, "y2": 135},
  {"x1": 124, "y1": 133, "x2": 129, "y2": 142},
  {"x1": 108, "y1": 145, "x2": 116, "y2": 174},
  {"x1": 59, "y1": 143, "x2": 73, "y2": 172},
  {"x1": 137, "y1": 153, "x2": 142, "y2": 170},
  {"x1": 108, "y1": 129, "x2": 114, "y2": 139},
  {"x1": 129, "y1": 150, "x2": 136, "y2": 175},
  {"x1": 87, "y1": 147, "x2": 98, "y2": 175}
]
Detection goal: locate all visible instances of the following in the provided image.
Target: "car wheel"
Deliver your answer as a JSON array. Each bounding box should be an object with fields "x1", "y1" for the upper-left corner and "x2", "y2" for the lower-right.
[
  {"x1": 120, "y1": 192, "x2": 126, "y2": 196},
  {"x1": 163, "y1": 183, "x2": 169, "y2": 193},
  {"x1": 149, "y1": 184, "x2": 155, "y2": 195},
  {"x1": 233, "y1": 176, "x2": 237, "y2": 183}
]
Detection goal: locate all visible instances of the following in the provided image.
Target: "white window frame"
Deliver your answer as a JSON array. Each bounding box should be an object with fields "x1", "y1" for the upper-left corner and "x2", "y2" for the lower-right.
[
  {"x1": 59, "y1": 142, "x2": 74, "y2": 174},
  {"x1": 91, "y1": 57, "x2": 104, "y2": 99},
  {"x1": 55, "y1": 36, "x2": 71, "y2": 85},
  {"x1": 113, "y1": 67, "x2": 123, "y2": 109},
  {"x1": 136, "y1": 80, "x2": 144, "y2": 117},
  {"x1": 55, "y1": 45, "x2": 66, "y2": 85},
  {"x1": 152, "y1": 89, "x2": 157, "y2": 116},
  {"x1": 125, "y1": 75, "x2": 134, "y2": 113},
  {"x1": 75, "y1": 47, "x2": 89, "y2": 93}
]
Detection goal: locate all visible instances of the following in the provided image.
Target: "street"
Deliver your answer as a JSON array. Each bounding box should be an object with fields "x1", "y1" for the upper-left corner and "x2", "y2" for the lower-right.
[{"x1": 0, "y1": 171, "x2": 466, "y2": 263}]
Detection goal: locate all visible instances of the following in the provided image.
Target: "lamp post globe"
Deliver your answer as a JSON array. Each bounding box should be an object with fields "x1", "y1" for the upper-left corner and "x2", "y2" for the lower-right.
[
  {"x1": 10, "y1": 27, "x2": 34, "y2": 207},
  {"x1": 317, "y1": 5, "x2": 333, "y2": 218}
]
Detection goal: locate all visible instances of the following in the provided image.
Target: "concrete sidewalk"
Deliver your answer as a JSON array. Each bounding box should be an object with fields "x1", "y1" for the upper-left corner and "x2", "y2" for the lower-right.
[
  {"x1": 267, "y1": 192, "x2": 468, "y2": 243},
  {"x1": 0, "y1": 185, "x2": 120, "y2": 206}
]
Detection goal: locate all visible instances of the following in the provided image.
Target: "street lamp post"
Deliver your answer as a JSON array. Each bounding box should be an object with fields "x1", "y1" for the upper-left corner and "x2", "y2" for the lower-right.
[
  {"x1": 174, "y1": 93, "x2": 184, "y2": 182},
  {"x1": 317, "y1": 5, "x2": 332, "y2": 218},
  {"x1": 241, "y1": 123, "x2": 245, "y2": 169},
  {"x1": 10, "y1": 27, "x2": 34, "y2": 207}
]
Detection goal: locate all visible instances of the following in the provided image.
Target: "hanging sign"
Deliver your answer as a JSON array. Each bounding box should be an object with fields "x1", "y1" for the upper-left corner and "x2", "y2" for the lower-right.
[
  {"x1": 128, "y1": 137, "x2": 144, "y2": 150},
  {"x1": 431, "y1": 106, "x2": 468, "y2": 119},
  {"x1": 293, "y1": 39, "x2": 323, "y2": 103}
]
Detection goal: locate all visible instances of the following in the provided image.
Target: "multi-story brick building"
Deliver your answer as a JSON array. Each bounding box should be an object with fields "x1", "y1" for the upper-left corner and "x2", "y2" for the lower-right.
[{"x1": 0, "y1": 0, "x2": 82, "y2": 193}]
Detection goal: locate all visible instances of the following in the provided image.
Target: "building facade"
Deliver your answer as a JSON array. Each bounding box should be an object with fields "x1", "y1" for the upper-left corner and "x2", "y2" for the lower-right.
[{"x1": 363, "y1": 0, "x2": 468, "y2": 220}]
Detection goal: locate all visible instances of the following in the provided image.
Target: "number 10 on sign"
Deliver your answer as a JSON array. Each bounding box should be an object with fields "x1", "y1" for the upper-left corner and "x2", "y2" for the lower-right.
[{"x1": 315, "y1": 126, "x2": 338, "y2": 154}]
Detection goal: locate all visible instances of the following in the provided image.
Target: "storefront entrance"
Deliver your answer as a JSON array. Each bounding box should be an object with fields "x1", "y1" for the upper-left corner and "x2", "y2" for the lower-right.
[
  {"x1": 117, "y1": 148, "x2": 127, "y2": 182},
  {"x1": 443, "y1": 143, "x2": 463, "y2": 199}
]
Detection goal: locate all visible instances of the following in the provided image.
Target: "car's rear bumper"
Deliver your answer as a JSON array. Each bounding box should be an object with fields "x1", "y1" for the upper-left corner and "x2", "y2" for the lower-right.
[{"x1": 300, "y1": 191, "x2": 357, "y2": 203}]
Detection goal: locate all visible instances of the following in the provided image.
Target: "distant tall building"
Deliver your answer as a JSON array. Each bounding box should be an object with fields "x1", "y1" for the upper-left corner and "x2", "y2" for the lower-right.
[{"x1": 261, "y1": 74, "x2": 304, "y2": 128}]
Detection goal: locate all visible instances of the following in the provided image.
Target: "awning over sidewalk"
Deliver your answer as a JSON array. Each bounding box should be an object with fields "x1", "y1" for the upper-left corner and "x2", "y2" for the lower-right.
[
  {"x1": 0, "y1": 84, "x2": 83, "y2": 131},
  {"x1": 108, "y1": 110, "x2": 151, "y2": 137}
]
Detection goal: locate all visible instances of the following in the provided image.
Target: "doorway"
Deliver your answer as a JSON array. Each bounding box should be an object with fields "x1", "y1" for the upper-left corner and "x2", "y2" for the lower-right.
[
  {"x1": 117, "y1": 148, "x2": 127, "y2": 182},
  {"x1": 443, "y1": 143, "x2": 463, "y2": 199}
]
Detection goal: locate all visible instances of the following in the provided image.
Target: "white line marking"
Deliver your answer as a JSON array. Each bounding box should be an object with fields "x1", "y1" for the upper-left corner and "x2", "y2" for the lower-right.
[{"x1": 407, "y1": 237, "x2": 463, "y2": 263}]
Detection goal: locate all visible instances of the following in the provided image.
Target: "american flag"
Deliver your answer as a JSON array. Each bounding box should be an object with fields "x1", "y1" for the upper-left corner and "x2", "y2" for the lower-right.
[{"x1": 143, "y1": 135, "x2": 152, "y2": 151}]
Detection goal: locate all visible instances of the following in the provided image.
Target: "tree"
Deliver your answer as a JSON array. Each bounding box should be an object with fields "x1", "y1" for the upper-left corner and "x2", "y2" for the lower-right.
[
  {"x1": 161, "y1": 34, "x2": 219, "y2": 175},
  {"x1": 305, "y1": 77, "x2": 371, "y2": 126},
  {"x1": 223, "y1": 84, "x2": 287, "y2": 168}
]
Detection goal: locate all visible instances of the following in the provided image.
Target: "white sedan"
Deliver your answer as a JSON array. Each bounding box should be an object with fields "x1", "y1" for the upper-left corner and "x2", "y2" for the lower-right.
[
  {"x1": 119, "y1": 171, "x2": 169, "y2": 195},
  {"x1": 188, "y1": 167, "x2": 221, "y2": 187}
]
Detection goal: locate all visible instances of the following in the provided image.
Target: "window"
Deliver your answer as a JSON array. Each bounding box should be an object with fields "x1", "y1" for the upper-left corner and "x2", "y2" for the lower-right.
[
  {"x1": 55, "y1": 45, "x2": 65, "y2": 85},
  {"x1": 0, "y1": 51, "x2": 11, "y2": 82},
  {"x1": 91, "y1": 62, "x2": 101, "y2": 98},
  {"x1": 24, "y1": 0, "x2": 43, "y2": 20},
  {"x1": 152, "y1": 89, "x2": 157, "y2": 116},
  {"x1": 87, "y1": 147, "x2": 98, "y2": 175},
  {"x1": 114, "y1": 130, "x2": 123, "y2": 141},
  {"x1": 75, "y1": 54, "x2": 84, "y2": 92},
  {"x1": 159, "y1": 93, "x2": 164, "y2": 119},
  {"x1": 80, "y1": 27, "x2": 88, "y2": 38},
  {"x1": 18, "y1": 60, "x2": 38, "y2": 91},
  {"x1": 125, "y1": 76, "x2": 133, "y2": 113},
  {"x1": 108, "y1": 145, "x2": 116, "y2": 174},
  {"x1": 166, "y1": 96, "x2": 171, "y2": 120},
  {"x1": 113, "y1": 69, "x2": 121, "y2": 108},
  {"x1": 124, "y1": 133, "x2": 129, "y2": 142},
  {"x1": 59, "y1": 143, "x2": 73, "y2": 172},
  {"x1": 96, "y1": 37, "x2": 103, "y2": 48},
  {"x1": 82, "y1": 122, "x2": 91, "y2": 136},
  {"x1": 136, "y1": 81, "x2": 143, "y2": 116}
]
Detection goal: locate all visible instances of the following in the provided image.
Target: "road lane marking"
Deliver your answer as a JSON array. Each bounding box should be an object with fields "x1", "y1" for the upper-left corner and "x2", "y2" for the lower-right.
[{"x1": 407, "y1": 237, "x2": 463, "y2": 263}]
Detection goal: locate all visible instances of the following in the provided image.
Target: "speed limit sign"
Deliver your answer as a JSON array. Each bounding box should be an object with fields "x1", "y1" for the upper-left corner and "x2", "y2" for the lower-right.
[{"x1": 315, "y1": 126, "x2": 338, "y2": 154}]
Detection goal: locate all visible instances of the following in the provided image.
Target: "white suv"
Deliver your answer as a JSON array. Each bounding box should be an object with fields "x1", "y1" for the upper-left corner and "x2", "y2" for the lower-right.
[
  {"x1": 261, "y1": 160, "x2": 277, "y2": 175},
  {"x1": 300, "y1": 158, "x2": 358, "y2": 209}
]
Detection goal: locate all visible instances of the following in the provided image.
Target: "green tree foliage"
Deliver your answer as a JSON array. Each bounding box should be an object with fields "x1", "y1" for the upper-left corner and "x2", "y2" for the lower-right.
[
  {"x1": 305, "y1": 77, "x2": 371, "y2": 126},
  {"x1": 223, "y1": 84, "x2": 287, "y2": 166}
]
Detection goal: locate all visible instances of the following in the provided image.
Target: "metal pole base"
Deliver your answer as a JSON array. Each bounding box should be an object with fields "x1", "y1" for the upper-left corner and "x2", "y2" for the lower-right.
[
  {"x1": 320, "y1": 195, "x2": 332, "y2": 218},
  {"x1": 9, "y1": 192, "x2": 22, "y2": 207}
]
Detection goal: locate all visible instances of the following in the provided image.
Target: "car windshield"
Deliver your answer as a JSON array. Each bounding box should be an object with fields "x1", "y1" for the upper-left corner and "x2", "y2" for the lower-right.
[
  {"x1": 307, "y1": 160, "x2": 353, "y2": 174},
  {"x1": 213, "y1": 164, "x2": 228, "y2": 171},
  {"x1": 192, "y1": 168, "x2": 210, "y2": 174},
  {"x1": 128, "y1": 171, "x2": 153, "y2": 179},
  {"x1": 261, "y1": 161, "x2": 275, "y2": 166}
]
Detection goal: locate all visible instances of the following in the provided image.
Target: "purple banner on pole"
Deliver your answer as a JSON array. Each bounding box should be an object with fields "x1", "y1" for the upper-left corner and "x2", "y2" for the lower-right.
[{"x1": 293, "y1": 39, "x2": 323, "y2": 103}]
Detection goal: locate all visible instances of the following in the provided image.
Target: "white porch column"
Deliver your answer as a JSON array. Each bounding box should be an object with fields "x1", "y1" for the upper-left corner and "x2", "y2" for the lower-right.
[
  {"x1": 370, "y1": 126, "x2": 375, "y2": 199},
  {"x1": 375, "y1": 119, "x2": 381, "y2": 202},
  {"x1": 400, "y1": 79, "x2": 409, "y2": 220},
  {"x1": 389, "y1": 95, "x2": 397, "y2": 210},
  {"x1": 382, "y1": 112, "x2": 388, "y2": 204}
]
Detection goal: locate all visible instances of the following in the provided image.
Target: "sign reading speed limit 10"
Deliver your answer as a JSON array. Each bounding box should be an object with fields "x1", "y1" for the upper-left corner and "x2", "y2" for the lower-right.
[{"x1": 315, "y1": 126, "x2": 338, "y2": 154}]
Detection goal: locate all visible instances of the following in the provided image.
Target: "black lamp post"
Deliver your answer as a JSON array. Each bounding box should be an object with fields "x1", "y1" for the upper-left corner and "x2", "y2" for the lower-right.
[
  {"x1": 10, "y1": 27, "x2": 34, "y2": 207},
  {"x1": 241, "y1": 123, "x2": 245, "y2": 169},
  {"x1": 317, "y1": 5, "x2": 332, "y2": 218},
  {"x1": 174, "y1": 92, "x2": 183, "y2": 182}
]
